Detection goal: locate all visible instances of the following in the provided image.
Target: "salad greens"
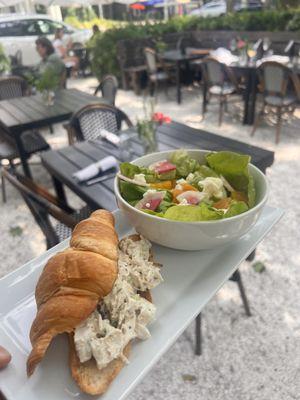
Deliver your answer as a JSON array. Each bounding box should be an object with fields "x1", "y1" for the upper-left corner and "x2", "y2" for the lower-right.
[{"x1": 118, "y1": 150, "x2": 256, "y2": 222}]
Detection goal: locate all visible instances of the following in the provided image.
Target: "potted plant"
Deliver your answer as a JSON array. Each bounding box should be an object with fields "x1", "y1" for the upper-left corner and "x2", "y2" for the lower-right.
[
  {"x1": 0, "y1": 44, "x2": 10, "y2": 76},
  {"x1": 36, "y1": 67, "x2": 60, "y2": 106}
]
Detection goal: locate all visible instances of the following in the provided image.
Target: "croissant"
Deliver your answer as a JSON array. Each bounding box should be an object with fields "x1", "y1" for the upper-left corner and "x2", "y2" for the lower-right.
[{"x1": 27, "y1": 210, "x2": 118, "y2": 377}]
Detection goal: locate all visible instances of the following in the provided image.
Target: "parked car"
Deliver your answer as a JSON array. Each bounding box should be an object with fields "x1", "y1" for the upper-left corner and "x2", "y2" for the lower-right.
[
  {"x1": 0, "y1": 14, "x2": 91, "y2": 66},
  {"x1": 189, "y1": 1, "x2": 227, "y2": 18},
  {"x1": 234, "y1": 0, "x2": 263, "y2": 12}
]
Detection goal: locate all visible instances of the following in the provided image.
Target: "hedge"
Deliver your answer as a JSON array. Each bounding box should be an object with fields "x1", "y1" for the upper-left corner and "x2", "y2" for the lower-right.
[{"x1": 90, "y1": 10, "x2": 300, "y2": 82}]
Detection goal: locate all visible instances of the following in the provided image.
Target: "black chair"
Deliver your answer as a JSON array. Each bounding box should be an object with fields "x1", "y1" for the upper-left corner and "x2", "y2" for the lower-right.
[
  {"x1": 251, "y1": 61, "x2": 300, "y2": 143},
  {"x1": 201, "y1": 57, "x2": 242, "y2": 126},
  {"x1": 144, "y1": 47, "x2": 171, "y2": 97},
  {"x1": 2, "y1": 168, "x2": 91, "y2": 249},
  {"x1": 65, "y1": 103, "x2": 133, "y2": 144},
  {"x1": 94, "y1": 75, "x2": 118, "y2": 106},
  {"x1": 0, "y1": 76, "x2": 50, "y2": 201},
  {"x1": 0, "y1": 75, "x2": 28, "y2": 99}
]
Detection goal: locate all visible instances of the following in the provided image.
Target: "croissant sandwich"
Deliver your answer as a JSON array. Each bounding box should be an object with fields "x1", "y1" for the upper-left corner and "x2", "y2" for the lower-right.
[{"x1": 27, "y1": 209, "x2": 163, "y2": 395}]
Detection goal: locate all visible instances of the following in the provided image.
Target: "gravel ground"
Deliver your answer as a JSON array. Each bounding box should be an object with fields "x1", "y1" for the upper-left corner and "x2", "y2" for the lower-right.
[{"x1": 1, "y1": 77, "x2": 299, "y2": 400}]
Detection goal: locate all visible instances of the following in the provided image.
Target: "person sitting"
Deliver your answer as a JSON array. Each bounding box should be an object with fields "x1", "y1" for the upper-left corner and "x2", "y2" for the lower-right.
[
  {"x1": 35, "y1": 36, "x2": 66, "y2": 88},
  {"x1": 53, "y1": 28, "x2": 78, "y2": 73}
]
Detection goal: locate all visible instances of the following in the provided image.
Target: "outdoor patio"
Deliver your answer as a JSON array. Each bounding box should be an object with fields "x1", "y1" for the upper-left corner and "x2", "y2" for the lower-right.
[{"x1": 1, "y1": 76, "x2": 299, "y2": 400}]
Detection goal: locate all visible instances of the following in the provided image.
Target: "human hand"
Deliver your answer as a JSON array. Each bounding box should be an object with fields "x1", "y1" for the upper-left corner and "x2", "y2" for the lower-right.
[{"x1": 0, "y1": 346, "x2": 11, "y2": 369}]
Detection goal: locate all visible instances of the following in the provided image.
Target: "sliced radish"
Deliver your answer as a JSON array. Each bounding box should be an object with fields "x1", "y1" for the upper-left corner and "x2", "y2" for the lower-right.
[
  {"x1": 177, "y1": 190, "x2": 208, "y2": 205},
  {"x1": 149, "y1": 160, "x2": 176, "y2": 174},
  {"x1": 135, "y1": 191, "x2": 166, "y2": 211}
]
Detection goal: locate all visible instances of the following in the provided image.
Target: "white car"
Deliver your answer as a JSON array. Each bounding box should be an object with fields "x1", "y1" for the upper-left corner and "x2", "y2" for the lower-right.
[
  {"x1": 190, "y1": 1, "x2": 227, "y2": 18},
  {"x1": 0, "y1": 14, "x2": 91, "y2": 66}
]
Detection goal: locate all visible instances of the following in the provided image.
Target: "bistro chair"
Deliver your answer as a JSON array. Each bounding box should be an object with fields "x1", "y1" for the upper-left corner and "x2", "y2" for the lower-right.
[
  {"x1": 94, "y1": 75, "x2": 118, "y2": 106},
  {"x1": 65, "y1": 103, "x2": 133, "y2": 144},
  {"x1": 2, "y1": 168, "x2": 92, "y2": 249},
  {"x1": 144, "y1": 47, "x2": 171, "y2": 97},
  {"x1": 251, "y1": 61, "x2": 300, "y2": 143},
  {"x1": 0, "y1": 76, "x2": 50, "y2": 201},
  {"x1": 0, "y1": 130, "x2": 50, "y2": 203},
  {"x1": 201, "y1": 57, "x2": 242, "y2": 126},
  {"x1": 0, "y1": 75, "x2": 28, "y2": 99}
]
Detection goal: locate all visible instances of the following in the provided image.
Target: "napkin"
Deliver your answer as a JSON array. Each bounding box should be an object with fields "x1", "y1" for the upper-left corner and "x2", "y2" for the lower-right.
[
  {"x1": 210, "y1": 48, "x2": 239, "y2": 65},
  {"x1": 73, "y1": 156, "x2": 118, "y2": 182},
  {"x1": 257, "y1": 55, "x2": 290, "y2": 66},
  {"x1": 99, "y1": 129, "x2": 121, "y2": 146}
]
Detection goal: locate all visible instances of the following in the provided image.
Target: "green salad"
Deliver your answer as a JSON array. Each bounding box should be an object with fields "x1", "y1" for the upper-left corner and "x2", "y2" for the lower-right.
[{"x1": 118, "y1": 150, "x2": 256, "y2": 222}]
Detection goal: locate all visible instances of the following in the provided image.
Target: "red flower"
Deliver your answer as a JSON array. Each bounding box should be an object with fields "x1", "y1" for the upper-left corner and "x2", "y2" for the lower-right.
[
  {"x1": 237, "y1": 39, "x2": 246, "y2": 49},
  {"x1": 152, "y1": 112, "x2": 171, "y2": 124}
]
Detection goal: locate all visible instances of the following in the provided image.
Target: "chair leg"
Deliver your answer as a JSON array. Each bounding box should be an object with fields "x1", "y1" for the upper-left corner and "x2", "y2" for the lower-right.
[
  {"x1": 234, "y1": 270, "x2": 251, "y2": 317},
  {"x1": 251, "y1": 106, "x2": 264, "y2": 137},
  {"x1": 149, "y1": 81, "x2": 155, "y2": 97},
  {"x1": 224, "y1": 96, "x2": 228, "y2": 112},
  {"x1": 49, "y1": 125, "x2": 54, "y2": 134},
  {"x1": 1, "y1": 168, "x2": 6, "y2": 203},
  {"x1": 218, "y1": 97, "x2": 224, "y2": 126},
  {"x1": 275, "y1": 108, "x2": 282, "y2": 144},
  {"x1": 195, "y1": 313, "x2": 202, "y2": 356}
]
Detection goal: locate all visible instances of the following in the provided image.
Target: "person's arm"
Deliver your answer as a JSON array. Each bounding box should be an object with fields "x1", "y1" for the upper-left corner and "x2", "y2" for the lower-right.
[{"x1": 57, "y1": 44, "x2": 67, "y2": 58}]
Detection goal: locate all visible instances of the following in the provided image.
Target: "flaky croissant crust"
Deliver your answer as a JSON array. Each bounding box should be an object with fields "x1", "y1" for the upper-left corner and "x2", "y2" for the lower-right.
[{"x1": 27, "y1": 210, "x2": 118, "y2": 377}]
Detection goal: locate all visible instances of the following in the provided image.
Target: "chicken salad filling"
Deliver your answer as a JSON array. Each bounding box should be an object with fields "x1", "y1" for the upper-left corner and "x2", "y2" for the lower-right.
[{"x1": 74, "y1": 236, "x2": 163, "y2": 370}]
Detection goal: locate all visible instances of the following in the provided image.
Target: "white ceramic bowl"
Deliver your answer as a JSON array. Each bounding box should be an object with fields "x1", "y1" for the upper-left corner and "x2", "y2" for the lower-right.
[{"x1": 114, "y1": 149, "x2": 268, "y2": 250}]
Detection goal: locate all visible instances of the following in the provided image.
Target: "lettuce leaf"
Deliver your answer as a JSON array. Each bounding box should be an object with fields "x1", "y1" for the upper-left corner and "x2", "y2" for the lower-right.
[
  {"x1": 247, "y1": 174, "x2": 256, "y2": 208},
  {"x1": 119, "y1": 162, "x2": 157, "y2": 183},
  {"x1": 205, "y1": 151, "x2": 250, "y2": 192},
  {"x1": 142, "y1": 209, "x2": 165, "y2": 218},
  {"x1": 120, "y1": 162, "x2": 140, "y2": 178},
  {"x1": 224, "y1": 201, "x2": 248, "y2": 218},
  {"x1": 205, "y1": 151, "x2": 256, "y2": 208},
  {"x1": 164, "y1": 203, "x2": 223, "y2": 222},
  {"x1": 196, "y1": 165, "x2": 219, "y2": 178},
  {"x1": 119, "y1": 181, "x2": 147, "y2": 202},
  {"x1": 170, "y1": 150, "x2": 199, "y2": 178}
]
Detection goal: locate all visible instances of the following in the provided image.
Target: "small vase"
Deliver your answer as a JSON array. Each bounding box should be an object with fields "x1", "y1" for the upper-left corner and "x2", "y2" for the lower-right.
[
  {"x1": 42, "y1": 90, "x2": 55, "y2": 106},
  {"x1": 137, "y1": 121, "x2": 157, "y2": 155}
]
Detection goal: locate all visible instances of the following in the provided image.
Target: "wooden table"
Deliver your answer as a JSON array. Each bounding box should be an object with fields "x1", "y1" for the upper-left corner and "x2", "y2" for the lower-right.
[
  {"x1": 0, "y1": 88, "x2": 106, "y2": 177},
  {"x1": 161, "y1": 50, "x2": 209, "y2": 104},
  {"x1": 41, "y1": 121, "x2": 274, "y2": 212}
]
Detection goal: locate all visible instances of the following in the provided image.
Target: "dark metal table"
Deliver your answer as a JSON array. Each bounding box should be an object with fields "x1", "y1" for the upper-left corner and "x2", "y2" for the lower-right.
[
  {"x1": 161, "y1": 49, "x2": 209, "y2": 104},
  {"x1": 41, "y1": 121, "x2": 274, "y2": 211},
  {"x1": 0, "y1": 88, "x2": 106, "y2": 178}
]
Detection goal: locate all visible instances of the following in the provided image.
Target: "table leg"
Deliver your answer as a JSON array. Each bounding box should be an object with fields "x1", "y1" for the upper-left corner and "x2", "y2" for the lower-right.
[
  {"x1": 15, "y1": 134, "x2": 32, "y2": 178},
  {"x1": 195, "y1": 313, "x2": 202, "y2": 356},
  {"x1": 202, "y1": 81, "x2": 208, "y2": 116},
  {"x1": 243, "y1": 69, "x2": 257, "y2": 125},
  {"x1": 52, "y1": 176, "x2": 67, "y2": 204},
  {"x1": 176, "y1": 61, "x2": 181, "y2": 104},
  {"x1": 248, "y1": 71, "x2": 258, "y2": 126}
]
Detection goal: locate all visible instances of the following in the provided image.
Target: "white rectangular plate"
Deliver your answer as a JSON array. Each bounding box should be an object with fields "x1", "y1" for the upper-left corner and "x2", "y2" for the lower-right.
[{"x1": 0, "y1": 206, "x2": 283, "y2": 400}]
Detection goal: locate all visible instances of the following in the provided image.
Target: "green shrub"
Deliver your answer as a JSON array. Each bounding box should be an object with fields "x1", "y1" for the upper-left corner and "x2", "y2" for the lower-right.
[
  {"x1": 64, "y1": 16, "x2": 121, "y2": 31},
  {"x1": 90, "y1": 10, "x2": 300, "y2": 81}
]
